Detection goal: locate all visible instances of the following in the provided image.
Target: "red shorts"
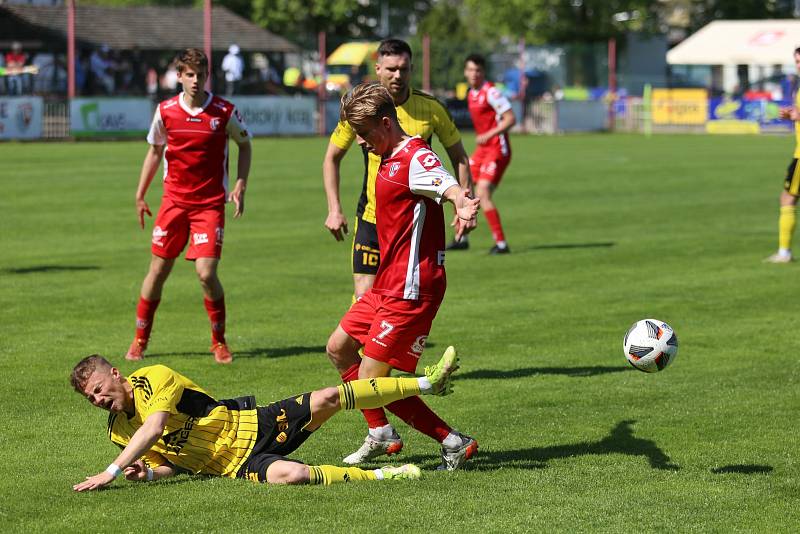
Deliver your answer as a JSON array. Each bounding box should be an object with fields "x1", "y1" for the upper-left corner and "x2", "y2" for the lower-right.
[
  {"x1": 339, "y1": 291, "x2": 441, "y2": 373},
  {"x1": 470, "y1": 146, "x2": 511, "y2": 185},
  {"x1": 151, "y1": 197, "x2": 225, "y2": 260}
]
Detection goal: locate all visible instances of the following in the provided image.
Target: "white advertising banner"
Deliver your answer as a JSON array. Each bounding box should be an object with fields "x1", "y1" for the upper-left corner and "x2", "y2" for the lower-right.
[
  {"x1": 70, "y1": 98, "x2": 152, "y2": 137},
  {"x1": 230, "y1": 96, "x2": 316, "y2": 135},
  {"x1": 0, "y1": 97, "x2": 43, "y2": 139}
]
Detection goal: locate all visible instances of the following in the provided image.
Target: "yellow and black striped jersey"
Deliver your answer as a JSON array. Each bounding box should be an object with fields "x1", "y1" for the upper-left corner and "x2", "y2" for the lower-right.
[
  {"x1": 330, "y1": 89, "x2": 461, "y2": 223},
  {"x1": 107, "y1": 365, "x2": 258, "y2": 478},
  {"x1": 794, "y1": 91, "x2": 800, "y2": 158}
]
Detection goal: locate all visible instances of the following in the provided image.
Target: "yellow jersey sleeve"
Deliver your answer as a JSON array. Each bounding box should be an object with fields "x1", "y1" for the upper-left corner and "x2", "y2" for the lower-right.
[
  {"x1": 130, "y1": 365, "x2": 186, "y2": 419},
  {"x1": 431, "y1": 100, "x2": 461, "y2": 149},
  {"x1": 330, "y1": 120, "x2": 356, "y2": 151}
]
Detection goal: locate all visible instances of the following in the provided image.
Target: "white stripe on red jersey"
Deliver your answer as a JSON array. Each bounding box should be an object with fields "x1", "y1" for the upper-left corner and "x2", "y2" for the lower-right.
[
  {"x1": 147, "y1": 92, "x2": 250, "y2": 209},
  {"x1": 373, "y1": 137, "x2": 459, "y2": 301},
  {"x1": 468, "y1": 81, "x2": 512, "y2": 156}
]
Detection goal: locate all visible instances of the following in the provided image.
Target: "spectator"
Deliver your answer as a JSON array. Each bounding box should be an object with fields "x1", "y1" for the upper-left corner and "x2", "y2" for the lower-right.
[
  {"x1": 90, "y1": 45, "x2": 116, "y2": 95},
  {"x1": 5, "y1": 41, "x2": 28, "y2": 95},
  {"x1": 221, "y1": 44, "x2": 243, "y2": 96}
]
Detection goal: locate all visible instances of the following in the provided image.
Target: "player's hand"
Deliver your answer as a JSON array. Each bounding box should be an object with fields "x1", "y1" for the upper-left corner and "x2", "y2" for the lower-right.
[
  {"x1": 73, "y1": 470, "x2": 115, "y2": 492},
  {"x1": 454, "y1": 192, "x2": 480, "y2": 240},
  {"x1": 229, "y1": 179, "x2": 246, "y2": 218},
  {"x1": 475, "y1": 132, "x2": 492, "y2": 145},
  {"x1": 325, "y1": 211, "x2": 349, "y2": 241},
  {"x1": 123, "y1": 460, "x2": 148, "y2": 482},
  {"x1": 136, "y1": 198, "x2": 152, "y2": 229}
]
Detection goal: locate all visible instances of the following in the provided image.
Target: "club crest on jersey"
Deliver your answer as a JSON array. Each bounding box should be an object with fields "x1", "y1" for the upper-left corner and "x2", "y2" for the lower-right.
[
  {"x1": 432, "y1": 177, "x2": 442, "y2": 186},
  {"x1": 409, "y1": 335, "x2": 427, "y2": 356},
  {"x1": 389, "y1": 162, "x2": 401, "y2": 176},
  {"x1": 417, "y1": 152, "x2": 441, "y2": 170},
  {"x1": 209, "y1": 118, "x2": 221, "y2": 130}
]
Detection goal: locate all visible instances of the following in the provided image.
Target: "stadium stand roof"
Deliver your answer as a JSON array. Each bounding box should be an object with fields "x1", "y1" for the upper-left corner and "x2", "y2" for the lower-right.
[
  {"x1": 0, "y1": 4, "x2": 298, "y2": 53},
  {"x1": 667, "y1": 19, "x2": 800, "y2": 65}
]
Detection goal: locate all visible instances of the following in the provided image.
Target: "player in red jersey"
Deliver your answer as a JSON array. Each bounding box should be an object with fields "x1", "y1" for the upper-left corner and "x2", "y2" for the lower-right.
[
  {"x1": 326, "y1": 83, "x2": 481, "y2": 470},
  {"x1": 448, "y1": 53, "x2": 516, "y2": 254},
  {"x1": 125, "y1": 48, "x2": 252, "y2": 364}
]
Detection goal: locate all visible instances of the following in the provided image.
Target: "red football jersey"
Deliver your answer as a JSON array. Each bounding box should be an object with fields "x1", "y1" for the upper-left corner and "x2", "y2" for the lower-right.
[
  {"x1": 147, "y1": 93, "x2": 249, "y2": 209},
  {"x1": 467, "y1": 81, "x2": 512, "y2": 156},
  {"x1": 372, "y1": 137, "x2": 459, "y2": 301}
]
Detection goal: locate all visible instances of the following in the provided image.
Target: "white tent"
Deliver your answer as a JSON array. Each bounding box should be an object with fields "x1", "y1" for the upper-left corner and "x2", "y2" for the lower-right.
[{"x1": 667, "y1": 19, "x2": 800, "y2": 65}]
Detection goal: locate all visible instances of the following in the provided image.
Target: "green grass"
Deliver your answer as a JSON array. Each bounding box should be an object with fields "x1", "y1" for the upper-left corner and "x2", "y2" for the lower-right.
[{"x1": 2, "y1": 133, "x2": 799, "y2": 532}]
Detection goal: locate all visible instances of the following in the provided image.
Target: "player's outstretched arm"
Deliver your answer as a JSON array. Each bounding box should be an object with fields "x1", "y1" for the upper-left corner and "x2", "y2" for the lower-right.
[
  {"x1": 444, "y1": 141, "x2": 474, "y2": 193},
  {"x1": 322, "y1": 142, "x2": 350, "y2": 241},
  {"x1": 135, "y1": 144, "x2": 165, "y2": 229},
  {"x1": 73, "y1": 411, "x2": 169, "y2": 492},
  {"x1": 229, "y1": 140, "x2": 251, "y2": 218},
  {"x1": 443, "y1": 185, "x2": 480, "y2": 241}
]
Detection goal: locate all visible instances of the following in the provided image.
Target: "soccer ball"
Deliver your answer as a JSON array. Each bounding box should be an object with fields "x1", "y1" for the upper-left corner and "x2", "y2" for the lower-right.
[{"x1": 623, "y1": 319, "x2": 678, "y2": 373}]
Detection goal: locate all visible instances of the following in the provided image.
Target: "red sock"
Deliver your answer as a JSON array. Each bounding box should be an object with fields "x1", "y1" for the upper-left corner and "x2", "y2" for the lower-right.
[
  {"x1": 385, "y1": 396, "x2": 451, "y2": 442},
  {"x1": 135, "y1": 297, "x2": 160, "y2": 342},
  {"x1": 203, "y1": 297, "x2": 226, "y2": 345},
  {"x1": 339, "y1": 363, "x2": 390, "y2": 428},
  {"x1": 484, "y1": 208, "x2": 506, "y2": 244}
]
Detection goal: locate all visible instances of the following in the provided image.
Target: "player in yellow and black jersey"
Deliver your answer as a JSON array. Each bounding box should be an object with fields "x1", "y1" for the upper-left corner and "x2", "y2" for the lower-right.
[
  {"x1": 323, "y1": 38, "x2": 475, "y2": 299},
  {"x1": 70, "y1": 350, "x2": 461, "y2": 491},
  {"x1": 766, "y1": 47, "x2": 800, "y2": 263}
]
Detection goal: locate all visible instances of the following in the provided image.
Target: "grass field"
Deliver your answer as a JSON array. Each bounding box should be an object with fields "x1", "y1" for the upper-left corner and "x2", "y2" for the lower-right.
[{"x1": 2, "y1": 132, "x2": 799, "y2": 532}]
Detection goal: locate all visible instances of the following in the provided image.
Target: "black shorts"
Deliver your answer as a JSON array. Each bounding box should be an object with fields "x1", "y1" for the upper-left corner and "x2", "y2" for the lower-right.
[
  {"x1": 785, "y1": 159, "x2": 800, "y2": 196},
  {"x1": 352, "y1": 217, "x2": 380, "y2": 275},
  {"x1": 237, "y1": 392, "x2": 314, "y2": 483}
]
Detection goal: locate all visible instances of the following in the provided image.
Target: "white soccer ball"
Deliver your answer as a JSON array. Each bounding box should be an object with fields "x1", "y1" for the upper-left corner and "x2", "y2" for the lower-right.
[{"x1": 623, "y1": 319, "x2": 678, "y2": 373}]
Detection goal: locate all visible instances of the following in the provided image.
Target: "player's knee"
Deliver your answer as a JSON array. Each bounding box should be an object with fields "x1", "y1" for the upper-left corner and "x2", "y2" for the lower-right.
[
  {"x1": 266, "y1": 461, "x2": 309, "y2": 485},
  {"x1": 314, "y1": 387, "x2": 341, "y2": 412},
  {"x1": 195, "y1": 268, "x2": 217, "y2": 286}
]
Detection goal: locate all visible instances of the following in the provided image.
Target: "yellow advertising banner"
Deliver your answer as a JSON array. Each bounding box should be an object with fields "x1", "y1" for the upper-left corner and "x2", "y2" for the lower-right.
[{"x1": 651, "y1": 88, "x2": 708, "y2": 125}]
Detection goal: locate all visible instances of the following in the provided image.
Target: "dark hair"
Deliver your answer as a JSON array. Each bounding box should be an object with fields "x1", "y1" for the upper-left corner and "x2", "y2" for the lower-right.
[
  {"x1": 795, "y1": 47, "x2": 800, "y2": 56},
  {"x1": 70, "y1": 354, "x2": 112, "y2": 393},
  {"x1": 175, "y1": 48, "x2": 209, "y2": 75},
  {"x1": 378, "y1": 39, "x2": 412, "y2": 60},
  {"x1": 465, "y1": 53, "x2": 486, "y2": 69}
]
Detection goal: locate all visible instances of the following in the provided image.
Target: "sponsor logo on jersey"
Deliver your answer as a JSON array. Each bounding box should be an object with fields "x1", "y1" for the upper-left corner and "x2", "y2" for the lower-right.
[
  {"x1": 162, "y1": 417, "x2": 197, "y2": 454},
  {"x1": 152, "y1": 226, "x2": 168, "y2": 247},
  {"x1": 215, "y1": 227, "x2": 224, "y2": 245},
  {"x1": 136, "y1": 318, "x2": 150, "y2": 329},
  {"x1": 193, "y1": 232, "x2": 209, "y2": 245},
  {"x1": 209, "y1": 118, "x2": 221, "y2": 130},
  {"x1": 417, "y1": 152, "x2": 442, "y2": 170},
  {"x1": 186, "y1": 117, "x2": 202, "y2": 123},
  {"x1": 389, "y1": 162, "x2": 401, "y2": 176},
  {"x1": 438, "y1": 250, "x2": 446, "y2": 265},
  {"x1": 432, "y1": 177, "x2": 442, "y2": 186}
]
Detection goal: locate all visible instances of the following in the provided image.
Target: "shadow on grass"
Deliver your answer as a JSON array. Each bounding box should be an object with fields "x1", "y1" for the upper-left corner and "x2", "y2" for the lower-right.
[
  {"x1": 147, "y1": 345, "x2": 326, "y2": 359},
  {"x1": 460, "y1": 365, "x2": 628, "y2": 380},
  {"x1": 518, "y1": 242, "x2": 615, "y2": 252},
  {"x1": 402, "y1": 420, "x2": 679, "y2": 471},
  {"x1": 711, "y1": 464, "x2": 773, "y2": 475},
  {"x1": 3, "y1": 265, "x2": 100, "y2": 274}
]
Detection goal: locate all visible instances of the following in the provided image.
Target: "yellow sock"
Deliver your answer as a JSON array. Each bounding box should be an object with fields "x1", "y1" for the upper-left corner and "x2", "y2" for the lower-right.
[
  {"x1": 308, "y1": 465, "x2": 377, "y2": 485},
  {"x1": 779, "y1": 205, "x2": 796, "y2": 251},
  {"x1": 337, "y1": 377, "x2": 421, "y2": 410}
]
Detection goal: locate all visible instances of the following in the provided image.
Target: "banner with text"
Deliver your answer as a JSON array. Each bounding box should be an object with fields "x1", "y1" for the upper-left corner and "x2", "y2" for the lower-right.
[
  {"x1": 0, "y1": 96, "x2": 42, "y2": 139},
  {"x1": 70, "y1": 98, "x2": 152, "y2": 137},
  {"x1": 230, "y1": 96, "x2": 316, "y2": 136}
]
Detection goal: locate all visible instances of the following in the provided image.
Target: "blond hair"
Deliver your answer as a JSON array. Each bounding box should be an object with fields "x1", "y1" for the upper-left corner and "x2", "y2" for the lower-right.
[
  {"x1": 70, "y1": 354, "x2": 112, "y2": 393},
  {"x1": 340, "y1": 83, "x2": 397, "y2": 132}
]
